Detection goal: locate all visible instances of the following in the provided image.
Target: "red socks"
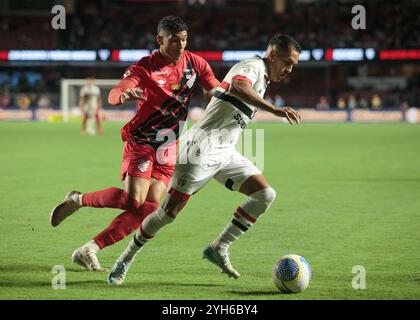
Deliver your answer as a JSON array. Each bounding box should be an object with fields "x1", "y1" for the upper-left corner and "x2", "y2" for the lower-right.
[
  {"x1": 93, "y1": 200, "x2": 159, "y2": 249},
  {"x1": 82, "y1": 187, "x2": 140, "y2": 210}
]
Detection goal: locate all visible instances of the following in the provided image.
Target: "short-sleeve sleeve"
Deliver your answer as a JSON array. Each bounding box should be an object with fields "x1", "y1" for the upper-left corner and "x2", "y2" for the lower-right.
[
  {"x1": 230, "y1": 62, "x2": 260, "y2": 87},
  {"x1": 192, "y1": 54, "x2": 219, "y2": 91},
  {"x1": 122, "y1": 61, "x2": 145, "y2": 88}
]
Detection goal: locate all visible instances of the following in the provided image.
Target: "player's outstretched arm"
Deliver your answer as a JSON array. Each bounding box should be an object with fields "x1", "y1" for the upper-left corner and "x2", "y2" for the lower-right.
[
  {"x1": 229, "y1": 79, "x2": 301, "y2": 125},
  {"x1": 108, "y1": 79, "x2": 145, "y2": 106},
  {"x1": 203, "y1": 87, "x2": 219, "y2": 104}
]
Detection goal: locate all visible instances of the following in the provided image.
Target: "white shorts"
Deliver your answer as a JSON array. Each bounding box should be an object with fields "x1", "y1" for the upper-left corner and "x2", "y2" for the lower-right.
[{"x1": 170, "y1": 149, "x2": 261, "y2": 195}]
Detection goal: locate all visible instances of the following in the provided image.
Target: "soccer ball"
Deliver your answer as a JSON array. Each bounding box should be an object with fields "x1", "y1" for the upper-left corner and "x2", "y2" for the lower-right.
[{"x1": 272, "y1": 254, "x2": 312, "y2": 293}]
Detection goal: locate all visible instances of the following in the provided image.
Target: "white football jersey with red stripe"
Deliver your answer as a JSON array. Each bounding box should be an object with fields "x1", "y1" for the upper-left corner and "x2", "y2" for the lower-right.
[
  {"x1": 191, "y1": 56, "x2": 268, "y2": 150},
  {"x1": 80, "y1": 85, "x2": 101, "y2": 114}
]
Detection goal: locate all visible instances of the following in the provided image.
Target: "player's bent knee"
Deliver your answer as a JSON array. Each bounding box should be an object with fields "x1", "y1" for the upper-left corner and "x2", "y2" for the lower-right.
[
  {"x1": 241, "y1": 187, "x2": 276, "y2": 218},
  {"x1": 118, "y1": 189, "x2": 145, "y2": 210},
  {"x1": 162, "y1": 199, "x2": 183, "y2": 219},
  {"x1": 161, "y1": 188, "x2": 191, "y2": 219},
  {"x1": 163, "y1": 207, "x2": 179, "y2": 219},
  {"x1": 261, "y1": 187, "x2": 276, "y2": 206}
]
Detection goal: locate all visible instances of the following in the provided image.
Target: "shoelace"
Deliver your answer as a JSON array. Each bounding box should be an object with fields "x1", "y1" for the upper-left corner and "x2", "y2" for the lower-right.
[
  {"x1": 114, "y1": 260, "x2": 130, "y2": 277},
  {"x1": 85, "y1": 249, "x2": 101, "y2": 269},
  {"x1": 216, "y1": 250, "x2": 232, "y2": 268}
]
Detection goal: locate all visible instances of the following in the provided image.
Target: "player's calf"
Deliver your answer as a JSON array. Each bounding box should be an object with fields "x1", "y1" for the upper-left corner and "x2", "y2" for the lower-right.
[
  {"x1": 107, "y1": 191, "x2": 190, "y2": 284},
  {"x1": 207, "y1": 187, "x2": 276, "y2": 276},
  {"x1": 213, "y1": 187, "x2": 276, "y2": 250},
  {"x1": 81, "y1": 187, "x2": 142, "y2": 210}
]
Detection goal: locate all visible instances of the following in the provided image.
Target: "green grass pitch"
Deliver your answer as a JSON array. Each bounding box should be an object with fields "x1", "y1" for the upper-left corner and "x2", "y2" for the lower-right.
[{"x1": 0, "y1": 121, "x2": 419, "y2": 300}]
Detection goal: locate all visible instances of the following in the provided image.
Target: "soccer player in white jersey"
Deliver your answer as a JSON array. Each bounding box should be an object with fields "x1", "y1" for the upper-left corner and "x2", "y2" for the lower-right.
[
  {"x1": 79, "y1": 77, "x2": 103, "y2": 135},
  {"x1": 107, "y1": 34, "x2": 301, "y2": 284}
]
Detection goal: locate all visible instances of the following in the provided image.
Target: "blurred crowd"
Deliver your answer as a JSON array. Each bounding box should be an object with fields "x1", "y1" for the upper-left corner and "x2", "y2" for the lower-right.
[
  {"x1": 0, "y1": 0, "x2": 418, "y2": 110},
  {"x1": 0, "y1": 71, "x2": 60, "y2": 109},
  {"x1": 0, "y1": 0, "x2": 418, "y2": 50}
]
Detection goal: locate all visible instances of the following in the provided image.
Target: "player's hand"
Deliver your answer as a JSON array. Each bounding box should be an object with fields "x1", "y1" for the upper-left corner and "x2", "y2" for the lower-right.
[
  {"x1": 273, "y1": 107, "x2": 301, "y2": 125},
  {"x1": 120, "y1": 88, "x2": 145, "y2": 104}
]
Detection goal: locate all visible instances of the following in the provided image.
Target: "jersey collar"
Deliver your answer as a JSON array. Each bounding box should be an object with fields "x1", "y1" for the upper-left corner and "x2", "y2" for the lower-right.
[
  {"x1": 257, "y1": 56, "x2": 270, "y2": 84},
  {"x1": 156, "y1": 50, "x2": 185, "y2": 68}
]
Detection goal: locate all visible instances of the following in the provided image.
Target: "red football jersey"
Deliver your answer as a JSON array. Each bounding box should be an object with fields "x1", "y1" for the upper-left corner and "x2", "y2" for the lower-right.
[{"x1": 120, "y1": 50, "x2": 218, "y2": 148}]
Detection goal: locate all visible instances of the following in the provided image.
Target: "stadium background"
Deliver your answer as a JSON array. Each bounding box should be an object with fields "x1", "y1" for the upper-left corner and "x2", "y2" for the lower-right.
[
  {"x1": 1, "y1": 0, "x2": 419, "y2": 122},
  {"x1": 0, "y1": 0, "x2": 419, "y2": 300}
]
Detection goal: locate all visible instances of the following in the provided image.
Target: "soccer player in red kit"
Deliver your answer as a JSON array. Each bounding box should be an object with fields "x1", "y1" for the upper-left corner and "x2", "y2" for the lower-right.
[{"x1": 50, "y1": 16, "x2": 219, "y2": 271}]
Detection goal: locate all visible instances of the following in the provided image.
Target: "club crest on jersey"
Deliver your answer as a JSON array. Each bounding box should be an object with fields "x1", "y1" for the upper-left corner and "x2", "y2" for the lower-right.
[
  {"x1": 137, "y1": 160, "x2": 151, "y2": 173},
  {"x1": 186, "y1": 73, "x2": 197, "y2": 89},
  {"x1": 171, "y1": 83, "x2": 180, "y2": 90},
  {"x1": 177, "y1": 175, "x2": 187, "y2": 187}
]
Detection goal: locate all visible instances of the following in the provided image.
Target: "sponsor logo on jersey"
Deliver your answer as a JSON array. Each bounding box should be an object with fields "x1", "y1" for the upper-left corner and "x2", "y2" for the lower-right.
[
  {"x1": 137, "y1": 160, "x2": 151, "y2": 173},
  {"x1": 154, "y1": 70, "x2": 169, "y2": 75},
  {"x1": 171, "y1": 83, "x2": 180, "y2": 90},
  {"x1": 157, "y1": 79, "x2": 166, "y2": 86},
  {"x1": 234, "y1": 113, "x2": 247, "y2": 129}
]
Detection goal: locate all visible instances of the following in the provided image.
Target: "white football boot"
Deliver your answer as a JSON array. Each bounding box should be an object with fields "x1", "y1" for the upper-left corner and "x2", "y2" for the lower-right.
[
  {"x1": 108, "y1": 255, "x2": 135, "y2": 285},
  {"x1": 72, "y1": 246, "x2": 107, "y2": 272},
  {"x1": 203, "y1": 245, "x2": 240, "y2": 279},
  {"x1": 50, "y1": 191, "x2": 82, "y2": 227}
]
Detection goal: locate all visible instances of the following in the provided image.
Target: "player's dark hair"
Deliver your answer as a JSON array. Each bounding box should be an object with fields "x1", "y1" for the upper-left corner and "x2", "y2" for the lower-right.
[
  {"x1": 157, "y1": 16, "x2": 188, "y2": 34},
  {"x1": 269, "y1": 34, "x2": 301, "y2": 53}
]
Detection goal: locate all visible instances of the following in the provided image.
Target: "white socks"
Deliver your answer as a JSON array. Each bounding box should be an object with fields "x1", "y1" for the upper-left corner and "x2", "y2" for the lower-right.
[
  {"x1": 137, "y1": 207, "x2": 174, "y2": 240},
  {"x1": 81, "y1": 240, "x2": 100, "y2": 253},
  {"x1": 118, "y1": 238, "x2": 144, "y2": 262},
  {"x1": 120, "y1": 207, "x2": 175, "y2": 259},
  {"x1": 212, "y1": 223, "x2": 245, "y2": 253}
]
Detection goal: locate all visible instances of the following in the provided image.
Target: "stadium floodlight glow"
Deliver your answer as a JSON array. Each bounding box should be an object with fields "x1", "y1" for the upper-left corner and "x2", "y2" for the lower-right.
[
  {"x1": 49, "y1": 51, "x2": 73, "y2": 61},
  {"x1": 311, "y1": 49, "x2": 324, "y2": 61},
  {"x1": 9, "y1": 50, "x2": 49, "y2": 61},
  {"x1": 49, "y1": 50, "x2": 97, "y2": 61},
  {"x1": 223, "y1": 49, "x2": 309, "y2": 62},
  {"x1": 191, "y1": 51, "x2": 223, "y2": 61},
  {"x1": 332, "y1": 48, "x2": 364, "y2": 61},
  {"x1": 8, "y1": 50, "x2": 97, "y2": 61},
  {"x1": 379, "y1": 49, "x2": 420, "y2": 60},
  {"x1": 98, "y1": 49, "x2": 111, "y2": 61},
  {"x1": 118, "y1": 50, "x2": 150, "y2": 62},
  {"x1": 298, "y1": 50, "x2": 310, "y2": 61},
  {"x1": 222, "y1": 51, "x2": 266, "y2": 61},
  {"x1": 365, "y1": 48, "x2": 376, "y2": 60},
  {"x1": 0, "y1": 51, "x2": 9, "y2": 60}
]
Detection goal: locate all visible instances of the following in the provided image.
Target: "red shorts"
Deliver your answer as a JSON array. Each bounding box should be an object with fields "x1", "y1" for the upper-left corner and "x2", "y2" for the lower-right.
[{"x1": 120, "y1": 141, "x2": 175, "y2": 186}]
